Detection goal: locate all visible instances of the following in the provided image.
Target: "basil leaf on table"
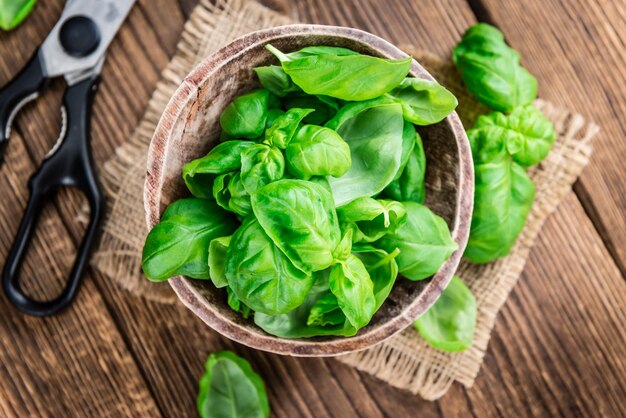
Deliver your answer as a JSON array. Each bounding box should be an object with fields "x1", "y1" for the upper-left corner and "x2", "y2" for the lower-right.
[
  {"x1": 337, "y1": 197, "x2": 407, "y2": 243},
  {"x1": 254, "y1": 270, "x2": 357, "y2": 338},
  {"x1": 0, "y1": 0, "x2": 36, "y2": 31},
  {"x1": 227, "y1": 286, "x2": 252, "y2": 319},
  {"x1": 326, "y1": 101, "x2": 405, "y2": 206},
  {"x1": 329, "y1": 254, "x2": 376, "y2": 329},
  {"x1": 219, "y1": 89, "x2": 269, "y2": 138},
  {"x1": 197, "y1": 351, "x2": 269, "y2": 418},
  {"x1": 208, "y1": 236, "x2": 231, "y2": 288},
  {"x1": 225, "y1": 219, "x2": 313, "y2": 315},
  {"x1": 376, "y1": 202, "x2": 457, "y2": 281},
  {"x1": 452, "y1": 23, "x2": 537, "y2": 112},
  {"x1": 387, "y1": 77, "x2": 458, "y2": 125},
  {"x1": 285, "y1": 124, "x2": 352, "y2": 180},
  {"x1": 472, "y1": 105, "x2": 556, "y2": 167},
  {"x1": 383, "y1": 130, "x2": 427, "y2": 203},
  {"x1": 142, "y1": 199, "x2": 237, "y2": 281},
  {"x1": 254, "y1": 65, "x2": 300, "y2": 97},
  {"x1": 352, "y1": 244, "x2": 400, "y2": 310},
  {"x1": 263, "y1": 107, "x2": 313, "y2": 149},
  {"x1": 182, "y1": 140, "x2": 255, "y2": 198},
  {"x1": 251, "y1": 179, "x2": 341, "y2": 273},
  {"x1": 267, "y1": 44, "x2": 412, "y2": 101},
  {"x1": 240, "y1": 144, "x2": 285, "y2": 194},
  {"x1": 414, "y1": 276, "x2": 476, "y2": 352},
  {"x1": 464, "y1": 129, "x2": 535, "y2": 263}
]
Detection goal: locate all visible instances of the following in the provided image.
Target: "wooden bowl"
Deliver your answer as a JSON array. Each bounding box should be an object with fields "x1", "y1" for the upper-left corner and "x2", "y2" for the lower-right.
[{"x1": 145, "y1": 24, "x2": 473, "y2": 356}]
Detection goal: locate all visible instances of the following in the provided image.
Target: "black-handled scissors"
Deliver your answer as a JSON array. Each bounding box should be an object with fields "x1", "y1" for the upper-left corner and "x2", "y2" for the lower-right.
[{"x1": 1, "y1": 0, "x2": 136, "y2": 316}]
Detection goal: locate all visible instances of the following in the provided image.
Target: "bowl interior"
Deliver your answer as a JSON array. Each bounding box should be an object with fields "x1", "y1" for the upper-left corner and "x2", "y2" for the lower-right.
[{"x1": 146, "y1": 25, "x2": 471, "y2": 356}]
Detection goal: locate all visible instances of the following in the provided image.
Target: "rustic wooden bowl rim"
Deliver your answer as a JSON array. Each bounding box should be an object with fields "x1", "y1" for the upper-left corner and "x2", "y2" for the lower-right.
[{"x1": 145, "y1": 24, "x2": 474, "y2": 357}]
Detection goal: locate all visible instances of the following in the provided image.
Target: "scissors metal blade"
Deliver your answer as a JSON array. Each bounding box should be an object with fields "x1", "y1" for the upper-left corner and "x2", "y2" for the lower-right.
[{"x1": 40, "y1": 0, "x2": 136, "y2": 80}]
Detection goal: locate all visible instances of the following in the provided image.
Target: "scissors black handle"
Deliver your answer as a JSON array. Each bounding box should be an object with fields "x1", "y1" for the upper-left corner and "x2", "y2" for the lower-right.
[
  {"x1": 2, "y1": 75, "x2": 104, "y2": 316},
  {"x1": 0, "y1": 51, "x2": 47, "y2": 164}
]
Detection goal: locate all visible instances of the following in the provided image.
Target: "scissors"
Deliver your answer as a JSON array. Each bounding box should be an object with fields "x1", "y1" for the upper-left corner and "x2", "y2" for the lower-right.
[{"x1": 0, "y1": 0, "x2": 136, "y2": 316}]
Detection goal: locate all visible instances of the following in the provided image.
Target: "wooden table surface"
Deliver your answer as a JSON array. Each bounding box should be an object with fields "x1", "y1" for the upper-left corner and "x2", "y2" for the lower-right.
[{"x1": 0, "y1": 0, "x2": 624, "y2": 416}]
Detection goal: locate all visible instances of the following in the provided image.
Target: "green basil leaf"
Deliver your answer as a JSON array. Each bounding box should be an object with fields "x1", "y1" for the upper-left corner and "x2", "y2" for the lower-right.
[
  {"x1": 375, "y1": 202, "x2": 457, "y2": 281},
  {"x1": 251, "y1": 179, "x2": 341, "y2": 273},
  {"x1": 267, "y1": 44, "x2": 360, "y2": 62},
  {"x1": 329, "y1": 254, "x2": 376, "y2": 328},
  {"x1": 226, "y1": 286, "x2": 252, "y2": 319},
  {"x1": 282, "y1": 95, "x2": 337, "y2": 125},
  {"x1": 326, "y1": 101, "x2": 404, "y2": 206},
  {"x1": 387, "y1": 77, "x2": 458, "y2": 125},
  {"x1": 383, "y1": 130, "x2": 426, "y2": 203},
  {"x1": 254, "y1": 270, "x2": 358, "y2": 338},
  {"x1": 414, "y1": 276, "x2": 476, "y2": 352},
  {"x1": 0, "y1": 0, "x2": 36, "y2": 31},
  {"x1": 219, "y1": 89, "x2": 269, "y2": 138},
  {"x1": 208, "y1": 236, "x2": 231, "y2": 288},
  {"x1": 254, "y1": 65, "x2": 300, "y2": 97},
  {"x1": 197, "y1": 351, "x2": 269, "y2": 418},
  {"x1": 212, "y1": 172, "x2": 235, "y2": 212},
  {"x1": 264, "y1": 107, "x2": 314, "y2": 149},
  {"x1": 225, "y1": 219, "x2": 313, "y2": 315},
  {"x1": 352, "y1": 245, "x2": 400, "y2": 310},
  {"x1": 240, "y1": 144, "x2": 285, "y2": 194},
  {"x1": 183, "y1": 141, "x2": 255, "y2": 198},
  {"x1": 332, "y1": 224, "x2": 354, "y2": 261},
  {"x1": 452, "y1": 23, "x2": 537, "y2": 112},
  {"x1": 267, "y1": 44, "x2": 411, "y2": 101},
  {"x1": 337, "y1": 197, "x2": 407, "y2": 243},
  {"x1": 464, "y1": 155, "x2": 535, "y2": 263},
  {"x1": 307, "y1": 291, "x2": 346, "y2": 327},
  {"x1": 227, "y1": 173, "x2": 251, "y2": 217},
  {"x1": 142, "y1": 199, "x2": 237, "y2": 281},
  {"x1": 265, "y1": 108, "x2": 285, "y2": 129},
  {"x1": 395, "y1": 120, "x2": 418, "y2": 180},
  {"x1": 472, "y1": 105, "x2": 556, "y2": 167},
  {"x1": 285, "y1": 124, "x2": 351, "y2": 179}
]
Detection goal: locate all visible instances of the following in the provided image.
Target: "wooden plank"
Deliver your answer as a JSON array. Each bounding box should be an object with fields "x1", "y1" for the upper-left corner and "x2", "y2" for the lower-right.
[{"x1": 473, "y1": 0, "x2": 626, "y2": 276}]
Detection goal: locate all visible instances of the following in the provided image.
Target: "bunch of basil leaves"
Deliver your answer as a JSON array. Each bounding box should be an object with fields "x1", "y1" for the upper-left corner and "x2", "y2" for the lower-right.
[
  {"x1": 413, "y1": 23, "x2": 557, "y2": 354},
  {"x1": 142, "y1": 44, "x2": 460, "y2": 338}
]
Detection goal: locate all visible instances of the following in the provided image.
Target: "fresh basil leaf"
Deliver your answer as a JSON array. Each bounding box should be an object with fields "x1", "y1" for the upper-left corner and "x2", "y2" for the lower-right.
[
  {"x1": 225, "y1": 219, "x2": 313, "y2": 315},
  {"x1": 183, "y1": 141, "x2": 255, "y2": 198},
  {"x1": 383, "y1": 130, "x2": 426, "y2": 203},
  {"x1": 197, "y1": 351, "x2": 269, "y2": 418},
  {"x1": 472, "y1": 105, "x2": 555, "y2": 167},
  {"x1": 414, "y1": 276, "x2": 476, "y2": 352},
  {"x1": 254, "y1": 65, "x2": 300, "y2": 97},
  {"x1": 326, "y1": 101, "x2": 404, "y2": 206},
  {"x1": 395, "y1": 120, "x2": 418, "y2": 180},
  {"x1": 266, "y1": 44, "x2": 360, "y2": 62},
  {"x1": 208, "y1": 236, "x2": 231, "y2": 288},
  {"x1": 464, "y1": 149, "x2": 535, "y2": 264},
  {"x1": 0, "y1": 0, "x2": 35, "y2": 31},
  {"x1": 282, "y1": 95, "x2": 337, "y2": 125},
  {"x1": 352, "y1": 245, "x2": 400, "y2": 310},
  {"x1": 227, "y1": 173, "x2": 251, "y2": 217},
  {"x1": 387, "y1": 77, "x2": 457, "y2": 125},
  {"x1": 307, "y1": 291, "x2": 346, "y2": 327},
  {"x1": 219, "y1": 89, "x2": 269, "y2": 138},
  {"x1": 267, "y1": 44, "x2": 411, "y2": 101},
  {"x1": 212, "y1": 172, "x2": 234, "y2": 212},
  {"x1": 376, "y1": 202, "x2": 457, "y2": 281},
  {"x1": 142, "y1": 199, "x2": 237, "y2": 281},
  {"x1": 337, "y1": 197, "x2": 407, "y2": 243},
  {"x1": 264, "y1": 107, "x2": 314, "y2": 149},
  {"x1": 240, "y1": 144, "x2": 285, "y2": 194},
  {"x1": 329, "y1": 254, "x2": 376, "y2": 329},
  {"x1": 332, "y1": 224, "x2": 354, "y2": 261},
  {"x1": 227, "y1": 286, "x2": 252, "y2": 319},
  {"x1": 251, "y1": 179, "x2": 341, "y2": 273},
  {"x1": 265, "y1": 108, "x2": 285, "y2": 129},
  {"x1": 254, "y1": 270, "x2": 357, "y2": 338},
  {"x1": 452, "y1": 23, "x2": 537, "y2": 112},
  {"x1": 285, "y1": 124, "x2": 352, "y2": 180}
]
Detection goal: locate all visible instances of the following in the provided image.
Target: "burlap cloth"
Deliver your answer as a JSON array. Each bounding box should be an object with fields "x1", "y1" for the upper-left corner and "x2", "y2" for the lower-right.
[{"x1": 90, "y1": 0, "x2": 597, "y2": 400}]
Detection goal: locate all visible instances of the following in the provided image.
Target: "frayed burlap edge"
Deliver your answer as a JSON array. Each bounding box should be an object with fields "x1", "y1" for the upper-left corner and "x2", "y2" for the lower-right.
[{"x1": 89, "y1": 0, "x2": 598, "y2": 399}]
